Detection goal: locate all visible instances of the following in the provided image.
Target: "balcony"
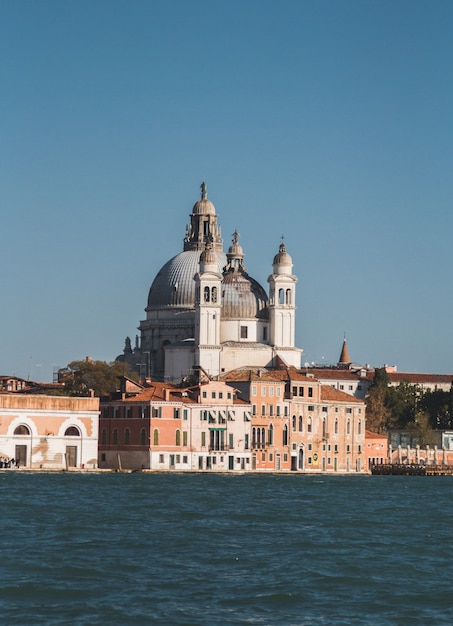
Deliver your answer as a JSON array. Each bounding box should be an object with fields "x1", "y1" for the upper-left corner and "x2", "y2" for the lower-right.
[{"x1": 252, "y1": 442, "x2": 269, "y2": 450}]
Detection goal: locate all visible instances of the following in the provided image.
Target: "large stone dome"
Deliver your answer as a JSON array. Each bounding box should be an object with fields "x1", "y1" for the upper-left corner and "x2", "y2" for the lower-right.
[
  {"x1": 221, "y1": 271, "x2": 269, "y2": 320},
  {"x1": 147, "y1": 250, "x2": 227, "y2": 308}
]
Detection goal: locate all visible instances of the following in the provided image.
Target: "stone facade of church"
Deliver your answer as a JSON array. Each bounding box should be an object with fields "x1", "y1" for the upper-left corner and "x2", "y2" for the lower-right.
[{"x1": 117, "y1": 183, "x2": 301, "y2": 382}]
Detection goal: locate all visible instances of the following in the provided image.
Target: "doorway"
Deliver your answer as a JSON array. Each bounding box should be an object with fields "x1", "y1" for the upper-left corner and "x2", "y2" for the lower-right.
[
  {"x1": 65, "y1": 446, "x2": 77, "y2": 468},
  {"x1": 15, "y1": 445, "x2": 27, "y2": 467}
]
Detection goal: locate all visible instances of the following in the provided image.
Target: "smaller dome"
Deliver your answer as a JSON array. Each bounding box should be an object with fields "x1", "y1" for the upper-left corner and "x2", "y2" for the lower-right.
[
  {"x1": 273, "y1": 242, "x2": 292, "y2": 266},
  {"x1": 200, "y1": 247, "x2": 217, "y2": 265},
  {"x1": 192, "y1": 181, "x2": 216, "y2": 215},
  {"x1": 222, "y1": 272, "x2": 269, "y2": 320},
  {"x1": 192, "y1": 198, "x2": 216, "y2": 215},
  {"x1": 227, "y1": 230, "x2": 244, "y2": 259}
]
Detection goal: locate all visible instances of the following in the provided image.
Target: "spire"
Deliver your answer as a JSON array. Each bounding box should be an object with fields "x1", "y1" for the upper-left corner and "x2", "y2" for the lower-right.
[{"x1": 338, "y1": 336, "x2": 351, "y2": 366}]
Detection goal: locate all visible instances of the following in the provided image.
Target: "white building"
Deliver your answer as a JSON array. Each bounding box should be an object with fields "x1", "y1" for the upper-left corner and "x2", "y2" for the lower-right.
[
  {"x1": 0, "y1": 395, "x2": 100, "y2": 469},
  {"x1": 118, "y1": 183, "x2": 302, "y2": 382}
]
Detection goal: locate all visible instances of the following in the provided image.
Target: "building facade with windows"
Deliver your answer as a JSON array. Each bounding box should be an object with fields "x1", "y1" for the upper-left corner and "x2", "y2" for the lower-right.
[
  {"x1": 116, "y1": 182, "x2": 302, "y2": 382},
  {"x1": 0, "y1": 394, "x2": 99, "y2": 469},
  {"x1": 98, "y1": 380, "x2": 253, "y2": 471},
  {"x1": 222, "y1": 367, "x2": 367, "y2": 473}
]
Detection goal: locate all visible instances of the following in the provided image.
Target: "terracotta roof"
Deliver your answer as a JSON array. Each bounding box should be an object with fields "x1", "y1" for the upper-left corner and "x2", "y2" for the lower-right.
[
  {"x1": 338, "y1": 338, "x2": 351, "y2": 364},
  {"x1": 221, "y1": 367, "x2": 316, "y2": 384},
  {"x1": 309, "y1": 369, "x2": 366, "y2": 381},
  {"x1": 387, "y1": 373, "x2": 453, "y2": 385},
  {"x1": 365, "y1": 430, "x2": 387, "y2": 439},
  {"x1": 320, "y1": 385, "x2": 364, "y2": 403},
  {"x1": 122, "y1": 382, "x2": 180, "y2": 402}
]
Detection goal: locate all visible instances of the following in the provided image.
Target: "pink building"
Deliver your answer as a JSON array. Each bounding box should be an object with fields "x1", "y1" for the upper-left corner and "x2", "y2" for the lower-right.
[
  {"x1": 223, "y1": 366, "x2": 367, "y2": 473},
  {"x1": 0, "y1": 394, "x2": 99, "y2": 469},
  {"x1": 99, "y1": 379, "x2": 252, "y2": 471},
  {"x1": 365, "y1": 430, "x2": 388, "y2": 471}
]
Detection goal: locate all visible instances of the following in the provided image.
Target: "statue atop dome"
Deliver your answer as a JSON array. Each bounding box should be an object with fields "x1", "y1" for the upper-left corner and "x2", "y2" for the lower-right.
[{"x1": 201, "y1": 181, "x2": 207, "y2": 200}]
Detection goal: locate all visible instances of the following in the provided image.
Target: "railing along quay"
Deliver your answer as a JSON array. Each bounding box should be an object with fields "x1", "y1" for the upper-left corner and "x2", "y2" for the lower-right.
[{"x1": 371, "y1": 464, "x2": 453, "y2": 476}]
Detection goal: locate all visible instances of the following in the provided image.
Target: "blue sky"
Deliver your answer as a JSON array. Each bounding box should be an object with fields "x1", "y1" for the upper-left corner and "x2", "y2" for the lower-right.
[{"x1": 1, "y1": 0, "x2": 452, "y2": 381}]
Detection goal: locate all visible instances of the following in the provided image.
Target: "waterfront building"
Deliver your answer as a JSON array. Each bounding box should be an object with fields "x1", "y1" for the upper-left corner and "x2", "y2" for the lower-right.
[
  {"x1": 98, "y1": 379, "x2": 252, "y2": 471},
  {"x1": 0, "y1": 394, "x2": 99, "y2": 469},
  {"x1": 116, "y1": 182, "x2": 302, "y2": 382},
  {"x1": 222, "y1": 366, "x2": 367, "y2": 473},
  {"x1": 365, "y1": 430, "x2": 388, "y2": 470}
]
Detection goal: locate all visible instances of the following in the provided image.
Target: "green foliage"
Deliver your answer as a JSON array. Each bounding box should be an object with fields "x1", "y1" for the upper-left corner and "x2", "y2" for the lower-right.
[
  {"x1": 365, "y1": 368, "x2": 392, "y2": 433},
  {"x1": 366, "y1": 370, "x2": 450, "y2": 444},
  {"x1": 419, "y1": 386, "x2": 453, "y2": 430},
  {"x1": 60, "y1": 359, "x2": 135, "y2": 397},
  {"x1": 386, "y1": 381, "x2": 418, "y2": 428}
]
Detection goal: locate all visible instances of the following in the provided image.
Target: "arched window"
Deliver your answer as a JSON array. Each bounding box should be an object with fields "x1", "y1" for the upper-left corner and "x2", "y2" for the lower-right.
[
  {"x1": 153, "y1": 428, "x2": 159, "y2": 446},
  {"x1": 141, "y1": 428, "x2": 147, "y2": 446},
  {"x1": 204, "y1": 286, "x2": 210, "y2": 302},
  {"x1": 286, "y1": 289, "x2": 291, "y2": 305},
  {"x1": 335, "y1": 419, "x2": 338, "y2": 435},
  {"x1": 257, "y1": 428, "x2": 261, "y2": 445},
  {"x1": 175, "y1": 430, "x2": 181, "y2": 446},
  {"x1": 14, "y1": 425, "x2": 30, "y2": 435},
  {"x1": 347, "y1": 419, "x2": 351, "y2": 435},
  {"x1": 64, "y1": 426, "x2": 80, "y2": 436},
  {"x1": 124, "y1": 428, "x2": 130, "y2": 445},
  {"x1": 358, "y1": 419, "x2": 362, "y2": 435},
  {"x1": 101, "y1": 428, "x2": 107, "y2": 445},
  {"x1": 261, "y1": 428, "x2": 265, "y2": 446},
  {"x1": 292, "y1": 415, "x2": 296, "y2": 431},
  {"x1": 322, "y1": 418, "x2": 327, "y2": 438},
  {"x1": 283, "y1": 424, "x2": 288, "y2": 446},
  {"x1": 307, "y1": 417, "x2": 312, "y2": 433},
  {"x1": 211, "y1": 286, "x2": 217, "y2": 303},
  {"x1": 112, "y1": 428, "x2": 119, "y2": 445},
  {"x1": 252, "y1": 427, "x2": 256, "y2": 447},
  {"x1": 299, "y1": 416, "x2": 303, "y2": 432},
  {"x1": 268, "y1": 423, "x2": 274, "y2": 445},
  {"x1": 279, "y1": 288, "x2": 285, "y2": 304}
]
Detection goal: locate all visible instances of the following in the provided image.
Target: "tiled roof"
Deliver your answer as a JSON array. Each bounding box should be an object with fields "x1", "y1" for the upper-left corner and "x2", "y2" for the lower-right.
[
  {"x1": 365, "y1": 430, "x2": 387, "y2": 439},
  {"x1": 122, "y1": 382, "x2": 180, "y2": 402},
  {"x1": 387, "y1": 373, "x2": 453, "y2": 385},
  {"x1": 221, "y1": 367, "x2": 316, "y2": 383},
  {"x1": 309, "y1": 369, "x2": 366, "y2": 381},
  {"x1": 320, "y1": 385, "x2": 364, "y2": 403}
]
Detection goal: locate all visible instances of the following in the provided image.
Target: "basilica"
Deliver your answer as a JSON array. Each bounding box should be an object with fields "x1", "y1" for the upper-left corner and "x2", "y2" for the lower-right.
[{"x1": 117, "y1": 183, "x2": 302, "y2": 382}]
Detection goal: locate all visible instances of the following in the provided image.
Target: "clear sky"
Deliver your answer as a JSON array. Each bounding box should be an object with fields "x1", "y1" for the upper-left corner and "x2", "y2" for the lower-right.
[{"x1": 1, "y1": 0, "x2": 452, "y2": 381}]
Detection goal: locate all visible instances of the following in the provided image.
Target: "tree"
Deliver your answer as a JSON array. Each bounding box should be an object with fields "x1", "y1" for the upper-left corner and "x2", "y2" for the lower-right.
[
  {"x1": 365, "y1": 368, "x2": 392, "y2": 433},
  {"x1": 386, "y1": 381, "x2": 418, "y2": 429},
  {"x1": 419, "y1": 387, "x2": 453, "y2": 430},
  {"x1": 59, "y1": 359, "x2": 135, "y2": 397}
]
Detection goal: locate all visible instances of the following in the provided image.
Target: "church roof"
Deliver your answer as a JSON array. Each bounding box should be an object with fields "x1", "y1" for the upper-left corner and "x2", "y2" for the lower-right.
[
  {"x1": 221, "y1": 272, "x2": 269, "y2": 319},
  {"x1": 338, "y1": 338, "x2": 351, "y2": 365},
  {"x1": 147, "y1": 250, "x2": 227, "y2": 308}
]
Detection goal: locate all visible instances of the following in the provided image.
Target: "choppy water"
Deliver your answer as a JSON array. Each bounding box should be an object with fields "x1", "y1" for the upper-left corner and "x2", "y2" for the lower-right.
[{"x1": 1, "y1": 473, "x2": 452, "y2": 625}]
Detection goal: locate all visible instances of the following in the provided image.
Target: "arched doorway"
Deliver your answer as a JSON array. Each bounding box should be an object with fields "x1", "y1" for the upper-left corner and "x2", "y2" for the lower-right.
[
  {"x1": 64, "y1": 425, "x2": 81, "y2": 468},
  {"x1": 298, "y1": 447, "x2": 304, "y2": 470},
  {"x1": 13, "y1": 424, "x2": 31, "y2": 467}
]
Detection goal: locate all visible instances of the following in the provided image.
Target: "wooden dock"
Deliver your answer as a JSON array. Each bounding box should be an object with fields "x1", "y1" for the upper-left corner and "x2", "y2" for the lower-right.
[{"x1": 371, "y1": 464, "x2": 453, "y2": 476}]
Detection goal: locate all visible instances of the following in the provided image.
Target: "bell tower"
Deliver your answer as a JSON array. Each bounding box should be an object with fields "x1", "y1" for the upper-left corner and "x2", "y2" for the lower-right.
[
  {"x1": 194, "y1": 240, "x2": 222, "y2": 376},
  {"x1": 268, "y1": 240, "x2": 301, "y2": 367}
]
